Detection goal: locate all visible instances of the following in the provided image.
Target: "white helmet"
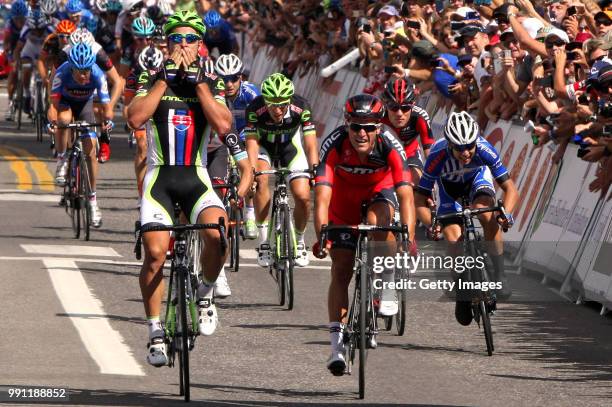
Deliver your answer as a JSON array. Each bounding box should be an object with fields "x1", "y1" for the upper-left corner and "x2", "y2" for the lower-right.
[
  {"x1": 95, "y1": 0, "x2": 108, "y2": 12},
  {"x1": 138, "y1": 46, "x2": 164, "y2": 71},
  {"x1": 444, "y1": 111, "x2": 479, "y2": 146},
  {"x1": 214, "y1": 53, "x2": 243, "y2": 76},
  {"x1": 40, "y1": 0, "x2": 58, "y2": 16},
  {"x1": 122, "y1": 0, "x2": 142, "y2": 12},
  {"x1": 203, "y1": 58, "x2": 215, "y2": 75},
  {"x1": 157, "y1": 0, "x2": 173, "y2": 16},
  {"x1": 70, "y1": 28, "x2": 95, "y2": 46}
]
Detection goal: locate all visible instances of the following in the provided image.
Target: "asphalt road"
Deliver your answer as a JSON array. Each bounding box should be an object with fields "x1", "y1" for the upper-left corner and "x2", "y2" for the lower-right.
[{"x1": 0, "y1": 89, "x2": 611, "y2": 407}]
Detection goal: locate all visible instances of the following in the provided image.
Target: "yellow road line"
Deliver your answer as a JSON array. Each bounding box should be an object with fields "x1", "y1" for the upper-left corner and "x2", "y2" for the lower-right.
[
  {"x1": 3, "y1": 145, "x2": 55, "y2": 191},
  {"x1": 0, "y1": 146, "x2": 33, "y2": 190}
]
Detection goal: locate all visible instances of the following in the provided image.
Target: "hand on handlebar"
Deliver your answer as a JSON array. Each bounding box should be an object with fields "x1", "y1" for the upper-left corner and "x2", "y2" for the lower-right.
[
  {"x1": 313, "y1": 239, "x2": 331, "y2": 259},
  {"x1": 102, "y1": 119, "x2": 114, "y2": 132},
  {"x1": 427, "y1": 223, "x2": 442, "y2": 241},
  {"x1": 497, "y1": 213, "x2": 514, "y2": 231}
]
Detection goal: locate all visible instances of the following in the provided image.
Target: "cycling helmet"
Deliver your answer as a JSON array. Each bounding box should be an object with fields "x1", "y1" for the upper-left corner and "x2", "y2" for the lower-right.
[
  {"x1": 215, "y1": 53, "x2": 243, "y2": 76},
  {"x1": 344, "y1": 94, "x2": 386, "y2": 122},
  {"x1": 261, "y1": 73, "x2": 294, "y2": 102},
  {"x1": 56, "y1": 19, "x2": 77, "y2": 34},
  {"x1": 10, "y1": 1, "x2": 29, "y2": 18},
  {"x1": 203, "y1": 58, "x2": 215, "y2": 75},
  {"x1": 382, "y1": 78, "x2": 416, "y2": 105},
  {"x1": 106, "y1": 0, "x2": 123, "y2": 12},
  {"x1": 163, "y1": 9, "x2": 206, "y2": 36},
  {"x1": 203, "y1": 10, "x2": 221, "y2": 29},
  {"x1": 26, "y1": 9, "x2": 47, "y2": 29},
  {"x1": 66, "y1": 0, "x2": 83, "y2": 14},
  {"x1": 138, "y1": 46, "x2": 163, "y2": 71},
  {"x1": 69, "y1": 42, "x2": 96, "y2": 69},
  {"x1": 152, "y1": 25, "x2": 166, "y2": 42},
  {"x1": 146, "y1": 5, "x2": 164, "y2": 22},
  {"x1": 444, "y1": 111, "x2": 479, "y2": 146},
  {"x1": 122, "y1": 0, "x2": 143, "y2": 12},
  {"x1": 40, "y1": 0, "x2": 58, "y2": 16},
  {"x1": 95, "y1": 0, "x2": 108, "y2": 12},
  {"x1": 132, "y1": 16, "x2": 155, "y2": 36},
  {"x1": 158, "y1": 0, "x2": 173, "y2": 16},
  {"x1": 70, "y1": 28, "x2": 95, "y2": 45}
]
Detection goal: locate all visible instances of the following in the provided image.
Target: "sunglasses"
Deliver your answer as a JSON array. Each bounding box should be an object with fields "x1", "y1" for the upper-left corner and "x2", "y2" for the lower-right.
[
  {"x1": 135, "y1": 35, "x2": 153, "y2": 41},
  {"x1": 545, "y1": 39, "x2": 566, "y2": 48},
  {"x1": 450, "y1": 141, "x2": 476, "y2": 152},
  {"x1": 387, "y1": 103, "x2": 413, "y2": 112},
  {"x1": 596, "y1": 18, "x2": 612, "y2": 26},
  {"x1": 222, "y1": 74, "x2": 241, "y2": 83},
  {"x1": 58, "y1": 34, "x2": 70, "y2": 39},
  {"x1": 71, "y1": 67, "x2": 91, "y2": 75},
  {"x1": 349, "y1": 122, "x2": 379, "y2": 132},
  {"x1": 168, "y1": 33, "x2": 201, "y2": 44},
  {"x1": 265, "y1": 101, "x2": 290, "y2": 108}
]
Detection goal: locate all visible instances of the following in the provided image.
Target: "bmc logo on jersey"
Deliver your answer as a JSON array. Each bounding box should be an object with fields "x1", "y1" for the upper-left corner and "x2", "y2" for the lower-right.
[{"x1": 172, "y1": 110, "x2": 192, "y2": 131}]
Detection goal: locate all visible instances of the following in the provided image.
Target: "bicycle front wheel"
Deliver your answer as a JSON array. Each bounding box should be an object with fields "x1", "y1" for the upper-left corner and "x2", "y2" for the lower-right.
[
  {"x1": 282, "y1": 205, "x2": 295, "y2": 310},
  {"x1": 176, "y1": 267, "x2": 191, "y2": 401},
  {"x1": 358, "y1": 240, "x2": 368, "y2": 399},
  {"x1": 70, "y1": 156, "x2": 81, "y2": 239},
  {"x1": 479, "y1": 300, "x2": 494, "y2": 356},
  {"x1": 229, "y1": 205, "x2": 241, "y2": 272},
  {"x1": 79, "y1": 155, "x2": 91, "y2": 241},
  {"x1": 35, "y1": 83, "x2": 43, "y2": 142},
  {"x1": 395, "y1": 288, "x2": 406, "y2": 336},
  {"x1": 15, "y1": 76, "x2": 23, "y2": 130}
]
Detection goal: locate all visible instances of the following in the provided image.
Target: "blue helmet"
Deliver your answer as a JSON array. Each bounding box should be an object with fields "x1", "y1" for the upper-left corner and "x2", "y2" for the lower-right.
[
  {"x1": 10, "y1": 1, "x2": 29, "y2": 18},
  {"x1": 69, "y1": 43, "x2": 96, "y2": 70},
  {"x1": 66, "y1": 0, "x2": 84, "y2": 14},
  {"x1": 203, "y1": 10, "x2": 221, "y2": 29}
]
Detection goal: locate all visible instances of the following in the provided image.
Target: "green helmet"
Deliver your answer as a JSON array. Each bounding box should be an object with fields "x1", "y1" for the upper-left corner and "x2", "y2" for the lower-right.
[
  {"x1": 261, "y1": 73, "x2": 294, "y2": 102},
  {"x1": 163, "y1": 9, "x2": 206, "y2": 36}
]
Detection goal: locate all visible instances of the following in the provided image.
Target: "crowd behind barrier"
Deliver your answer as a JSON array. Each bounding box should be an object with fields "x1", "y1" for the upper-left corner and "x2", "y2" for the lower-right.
[{"x1": 243, "y1": 31, "x2": 612, "y2": 312}]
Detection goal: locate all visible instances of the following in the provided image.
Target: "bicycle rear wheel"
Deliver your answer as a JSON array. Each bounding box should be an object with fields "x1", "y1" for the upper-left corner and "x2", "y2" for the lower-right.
[
  {"x1": 282, "y1": 205, "x2": 295, "y2": 310},
  {"x1": 35, "y1": 82, "x2": 43, "y2": 142},
  {"x1": 15, "y1": 75, "x2": 23, "y2": 130},
  {"x1": 228, "y1": 205, "x2": 241, "y2": 272},
  {"x1": 176, "y1": 267, "x2": 190, "y2": 401},
  {"x1": 395, "y1": 288, "x2": 406, "y2": 336},
  {"x1": 79, "y1": 156, "x2": 91, "y2": 241},
  {"x1": 479, "y1": 300, "x2": 494, "y2": 356}
]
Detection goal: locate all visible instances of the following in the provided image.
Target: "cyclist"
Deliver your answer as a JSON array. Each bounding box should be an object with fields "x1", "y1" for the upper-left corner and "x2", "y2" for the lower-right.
[
  {"x1": 214, "y1": 53, "x2": 260, "y2": 240},
  {"x1": 91, "y1": 0, "x2": 122, "y2": 60},
  {"x1": 414, "y1": 111, "x2": 518, "y2": 325},
  {"x1": 202, "y1": 9, "x2": 239, "y2": 56},
  {"x1": 48, "y1": 43, "x2": 115, "y2": 228},
  {"x1": 114, "y1": 0, "x2": 145, "y2": 52},
  {"x1": 3, "y1": 1, "x2": 29, "y2": 121},
  {"x1": 312, "y1": 94, "x2": 414, "y2": 376},
  {"x1": 13, "y1": 9, "x2": 53, "y2": 117},
  {"x1": 40, "y1": 0, "x2": 59, "y2": 22},
  {"x1": 37, "y1": 20, "x2": 77, "y2": 90},
  {"x1": 244, "y1": 73, "x2": 318, "y2": 268},
  {"x1": 381, "y1": 77, "x2": 435, "y2": 236},
  {"x1": 63, "y1": 0, "x2": 96, "y2": 29},
  {"x1": 118, "y1": 15, "x2": 155, "y2": 78},
  {"x1": 126, "y1": 10, "x2": 252, "y2": 367},
  {"x1": 57, "y1": 28, "x2": 124, "y2": 163}
]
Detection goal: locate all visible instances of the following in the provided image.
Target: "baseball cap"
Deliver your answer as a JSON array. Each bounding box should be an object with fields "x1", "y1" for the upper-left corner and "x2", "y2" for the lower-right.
[
  {"x1": 378, "y1": 5, "x2": 400, "y2": 17},
  {"x1": 485, "y1": 34, "x2": 500, "y2": 50},
  {"x1": 595, "y1": 10, "x2": 612, "y2": 21},
  {"x1": 459, "y1": 24, "x2": 486, "y2": 38},
  {"x1": 411, "y1": 40, "x2": 436, "y2": 57},
  {"x1": 545, "y1": 28, "x2": 570, "y2": 44},
  {"x1": 500, "y1": 28, "x2": 514, "y2": 41}
]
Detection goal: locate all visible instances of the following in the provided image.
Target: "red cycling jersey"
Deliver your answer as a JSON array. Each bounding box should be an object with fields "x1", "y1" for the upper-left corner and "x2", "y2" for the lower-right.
[
  {"x1": 315, "y1": 125, "x2": 411, "y2": 224},
  {"x1": 382, "y1": 105, "x2": 434, "y2": 168}
]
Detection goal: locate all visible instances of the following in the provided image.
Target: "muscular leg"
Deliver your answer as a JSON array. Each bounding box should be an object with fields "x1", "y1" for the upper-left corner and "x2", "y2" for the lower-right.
[
  {"x1": 139, "y1": 231, "x2": 170, "y2": 318},
  {"x1": 289, "y1": 177, "x2": 310, "y2": 233},
  {"x1": 82, "y1": 137, "x2": 98, "y2": 191},
  {"x1": 253, "y1": 159, "x2": 271, "y2": 223},
  {"x1": 328, "y1": 249, "x2": 355, "y2": 323},
  {"x1": 197, "y1": 206, "x2": 229, "y2": 284}
]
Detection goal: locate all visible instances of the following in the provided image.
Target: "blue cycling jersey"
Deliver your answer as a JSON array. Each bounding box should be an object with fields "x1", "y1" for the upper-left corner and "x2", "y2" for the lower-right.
[
  {"x1": 417, "y1": 136, "x2": 509, "y2": 195},
  {"x1": 204, "y1": 19, "x2": 237, "y2": 55},
  {"x1": 227, "y1": 81, "x2": 260, "y2": 132},
  {"x1": 51, "y1": 61, "x2": 110, "y2": 103},
  {"x1": 58, "y1": 9, "x2": 95, "y2": 29}
]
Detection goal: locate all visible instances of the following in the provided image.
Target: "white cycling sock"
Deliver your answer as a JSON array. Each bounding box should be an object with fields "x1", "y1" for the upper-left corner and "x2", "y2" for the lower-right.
[
  {"x1": 147, "y1": 317, "x2": 163, "y2": 340},
  {"x1": 246, "y1": 205, "x2": 255, "y2": 220},
  {"x1": 257, "y1": 222, "x2": 268, "y2": 244},
  {"x1": 296, "y1": 230, "x2": 305, "y2": 245},
  {"x1": 329, "y1": 322, "x2": 344, "y2": 351},
  {"x1": 198, "y1": 281, "x2": 214, "y2": 299}
]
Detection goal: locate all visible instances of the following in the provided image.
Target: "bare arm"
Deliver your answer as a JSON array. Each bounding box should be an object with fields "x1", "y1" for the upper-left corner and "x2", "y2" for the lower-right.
[
  {"x1": 498, "y1": 178, "x2": 518, "y2": 214},
  {"x1": 314, "y1": 184, "x2": 332, "y2": 238},
  {"x1": 105, "y1": 66, "x2": 125, "y2": 108},
  {"x1": 396, "y1": 184, "x2": 416, "y2": 244},
  {"x1": 303, "y1": 133, "x2": 319, "y2": 170},
  {"x1": 126, "y1": 80, "x2": 167, "y2": 129}
]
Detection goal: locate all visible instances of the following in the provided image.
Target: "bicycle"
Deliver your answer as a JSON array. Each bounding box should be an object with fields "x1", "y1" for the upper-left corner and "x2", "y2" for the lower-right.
[
  {"x1": 255, "y1": 167, "x2": 309, "y2": 310},
  {"x1": 318, "y1": 204, "x2": 408, "y2": 399},
  {"x1": 430, "y1": 197, "x2": 509, "y2": 357},
  {"x1": 14, "y1": 59, "x2": 26, "y2": 129},
  {"x1": 32, "y1": 72, "x2": 46, "y2": 143},
  {"x1": 135, "y1": 217, "x2": 227, "y2": 402},
  {"x1": 58, "y1": 121, "x2": 102, "y2": 241},
  {"x1": 212, "y1": 160, "x2": 243, "y2": 273}
]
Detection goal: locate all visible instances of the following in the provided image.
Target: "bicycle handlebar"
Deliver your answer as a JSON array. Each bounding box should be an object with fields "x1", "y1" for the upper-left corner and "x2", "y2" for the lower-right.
[
  {"x1": 317, "y1": 223, "x2": 409, "y2": 258},
  {"x1": 57, "y1": 122, "x2": 102, "y2": 130},
  {"x1": 254, "y1": 168, "x2": 314, "y2": 177},
  {"x1": 430, "y1": 199, "x2": 509, "y2": 233},
  {"x1": 134, "y1": 218, "x2": 228, "y2": 260}
]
